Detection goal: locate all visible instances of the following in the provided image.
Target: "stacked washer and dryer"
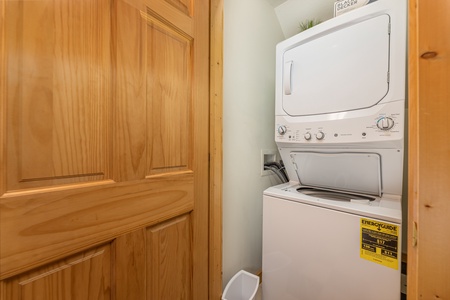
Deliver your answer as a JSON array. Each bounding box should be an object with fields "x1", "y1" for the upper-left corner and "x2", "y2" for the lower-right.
[{"x1": 262, "y1": 0, "x2": 406, "y2": 299}]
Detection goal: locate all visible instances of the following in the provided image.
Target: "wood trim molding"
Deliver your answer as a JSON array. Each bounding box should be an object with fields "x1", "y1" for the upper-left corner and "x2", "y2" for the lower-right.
[
  {"x1": 407, "y1": 0, "x2": 450, "y2": 298},
  {"x1": 209, "y1": 0, "x2": 223, "y2": 299},
  {"x1": 407, "y1": 0, "x2": 419, "y2": 299}
]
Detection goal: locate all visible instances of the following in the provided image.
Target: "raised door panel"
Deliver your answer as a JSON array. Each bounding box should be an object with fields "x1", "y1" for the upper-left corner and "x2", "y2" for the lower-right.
[
  {"x1": 146, "y1": 17, "x2": 191, "y2": 175},
  {"x1": 114, "y1": 230, "x2": 146, "y2": 299},
  {"x1": 147, "y1": 215, "x2": 192, "y2": 299},
  {"x1": 114, "y1": 0, "x2": 193, "y2": 178},
  {"x1": 4, "y1": 0, "x2": 111, "y2": 191},
  {"x1": 1, "y1": 245, "x2": 111, "y2": 300},
  {"x1": 109, "y1": 216, "x2": 194, "y2": 299}
]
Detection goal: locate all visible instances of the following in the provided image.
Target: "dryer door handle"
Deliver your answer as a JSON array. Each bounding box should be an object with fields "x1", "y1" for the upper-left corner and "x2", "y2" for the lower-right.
[{"x1": 283, "y1": 61, "x2": 293, "y2": 95}]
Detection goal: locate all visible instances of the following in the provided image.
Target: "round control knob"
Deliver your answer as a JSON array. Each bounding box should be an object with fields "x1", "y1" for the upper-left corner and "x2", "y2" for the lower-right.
[
  {"x1": 304, "y1": 132, "x2": 312, "y2": 141},
  {"x1": 377, "y1": 117, "x2": 395, "y2": 131},
  {"x1": 315, "y1": 131, "x2": 325, "y2": 140},
  {"x1": 277, "y1": 125, "x2": 287, "y2": 135}
]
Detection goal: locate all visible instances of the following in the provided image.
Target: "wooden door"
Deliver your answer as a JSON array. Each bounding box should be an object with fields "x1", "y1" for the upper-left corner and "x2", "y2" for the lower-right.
[
  {"x1": 408, "y1": 0, "x2": 450, "y2": 299},
  {"x1": 0, "y1": 0, "x2": 210, "y2": 299}
]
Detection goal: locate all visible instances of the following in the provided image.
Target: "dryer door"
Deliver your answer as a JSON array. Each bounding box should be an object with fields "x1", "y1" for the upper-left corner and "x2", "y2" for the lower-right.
[{"x1": 282, "y1": 14, "x2": 391, "y2": 116}]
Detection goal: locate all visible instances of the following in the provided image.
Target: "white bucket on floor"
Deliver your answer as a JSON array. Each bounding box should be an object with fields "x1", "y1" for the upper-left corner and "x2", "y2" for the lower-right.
[{"x1": 222, "y1": 270, "x2": 260, "y2": 300}]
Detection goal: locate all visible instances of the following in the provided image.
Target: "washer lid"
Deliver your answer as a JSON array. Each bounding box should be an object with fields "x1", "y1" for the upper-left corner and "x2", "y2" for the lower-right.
[
  {"x1": 282, "y1": 14, "x2": 391, "y2": 116},
  {"x1": 290, "y1": 151, "x2": 382, "y2": 196}
]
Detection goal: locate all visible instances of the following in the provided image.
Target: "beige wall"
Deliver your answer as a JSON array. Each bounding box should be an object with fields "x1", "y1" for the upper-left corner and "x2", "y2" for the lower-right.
[
  {"x1": 274, "y1": 0, "x2": 337, "y2": 38},
  {"x1": 222, "y1": 0, "x2": 284, "y2": 287},
  {"x1": 222, "y1": 0, "x2": 349, "y2": 288}
]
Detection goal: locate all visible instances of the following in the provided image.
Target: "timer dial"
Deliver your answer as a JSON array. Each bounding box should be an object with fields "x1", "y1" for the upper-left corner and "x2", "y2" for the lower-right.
[
  {"x1": 277, "y1": 125, "x2": 287, "y2": 135},
  {"x1": 377, "y1": 117, "x2": 395, "y2": 131}
]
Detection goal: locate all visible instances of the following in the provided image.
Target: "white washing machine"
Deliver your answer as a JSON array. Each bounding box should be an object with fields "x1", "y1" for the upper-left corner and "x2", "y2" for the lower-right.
[
  {"x1": 262, "y1": 0, "x2": 406, "y2": 299},
  {"x1": 263, "y1": 165, "x2": 403, "y2": 300}
]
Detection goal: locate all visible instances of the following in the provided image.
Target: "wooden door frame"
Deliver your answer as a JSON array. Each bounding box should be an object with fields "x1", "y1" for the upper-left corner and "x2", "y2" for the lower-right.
[
  {"x1": 407, "y1": 0, "x2": 418, "y2": 297},
  {"x1": 209, "y1": 0, "x2": 223, "y2": 299},
  {"x1": 407, "y1": 0, "x2": 450, "y2": 298}
]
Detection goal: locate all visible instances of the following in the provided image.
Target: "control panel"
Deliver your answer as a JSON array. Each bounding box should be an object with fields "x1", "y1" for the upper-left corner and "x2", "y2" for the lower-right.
[{"x1": 275, "y1": 108, "x2": 404, "y2": 144}]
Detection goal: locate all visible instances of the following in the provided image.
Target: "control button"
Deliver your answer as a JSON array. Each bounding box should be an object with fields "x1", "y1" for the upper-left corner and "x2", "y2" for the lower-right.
[
  {"x1": 304, "y1": 132, "x2": 312, "y2": 141},
  {"x1": 315, "y1": 131, "x2": 325, "y2": 140},
  {"x1": 277, "y1": 125, "x2": 287, "y2": 135},
  {"x1": 376, "y1": 117, "x2": 395, "y2": 130}
]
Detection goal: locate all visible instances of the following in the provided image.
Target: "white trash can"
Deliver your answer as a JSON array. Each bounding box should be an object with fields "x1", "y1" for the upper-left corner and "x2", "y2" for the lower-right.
[{"x1": 222, "y1": 270, "x2": 260, "y2": 300}]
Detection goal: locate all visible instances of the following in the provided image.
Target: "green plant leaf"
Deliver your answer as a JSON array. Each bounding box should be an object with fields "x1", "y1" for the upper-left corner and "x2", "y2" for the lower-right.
[{"x1": 298, "y1": 19, "x2": 322, "y2": 32}]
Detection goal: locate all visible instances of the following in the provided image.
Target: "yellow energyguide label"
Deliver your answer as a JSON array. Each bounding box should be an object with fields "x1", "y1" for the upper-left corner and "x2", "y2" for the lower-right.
[{"x1": 360, "y1": 218, "x2": 399, "y2": 270}]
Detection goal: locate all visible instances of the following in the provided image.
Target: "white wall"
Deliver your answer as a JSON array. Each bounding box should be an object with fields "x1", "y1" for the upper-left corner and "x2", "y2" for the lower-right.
[
  {"x1": 222, "y1": 0, "x2": 284, "y2": 287},
  {"x1": 275, "y1": 0, "x2": 337, "y2": 38},
  {"x1": 222, "y1": 0, "x2": 339, "y2": 288}
]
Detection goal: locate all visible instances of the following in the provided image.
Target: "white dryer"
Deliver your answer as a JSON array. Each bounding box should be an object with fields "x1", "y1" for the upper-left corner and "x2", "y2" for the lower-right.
[{"x1": 262, "y1": 0, "x2": 406, "y2": 299}]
